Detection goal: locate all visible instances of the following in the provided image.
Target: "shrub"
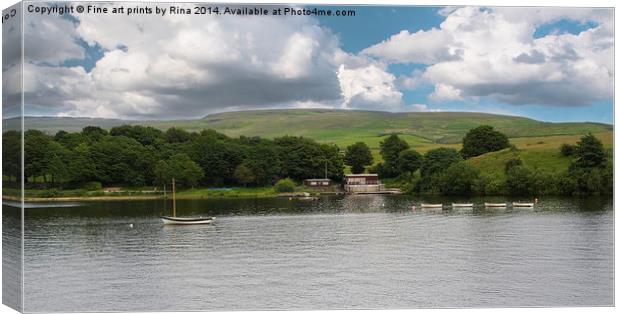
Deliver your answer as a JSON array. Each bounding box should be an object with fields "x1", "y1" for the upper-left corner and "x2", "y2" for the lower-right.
[
  {"x1": 560, "y1": 144, "x2": 576, "y2": 157},
  {"x1": 504, "y1": 157, "x2": 523, "y2": 173},
  {"x1": 82, "y1": 181, "x2": 102, "y2": 191},
  {"x1": 274, "y1": 178, "x2": 296, "y2": 193},
  {"x1": 42, "y1": 189, "x2": 59, "y2": 198},
  {"x1": 505, "y1": 166, "x2": 541, "y2": 196}
]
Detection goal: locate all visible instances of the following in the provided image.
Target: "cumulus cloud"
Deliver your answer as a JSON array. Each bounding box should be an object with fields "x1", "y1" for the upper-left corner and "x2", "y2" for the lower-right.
[
  {"x1": 363, "y1": 7, "x2": 613, "y2": 107},
  {"x1": 337, "y1": 63, "x2": 403, "y2": 111},
  {"x1": 20, "y1": 3, "x2": 399, "y2": 119}
]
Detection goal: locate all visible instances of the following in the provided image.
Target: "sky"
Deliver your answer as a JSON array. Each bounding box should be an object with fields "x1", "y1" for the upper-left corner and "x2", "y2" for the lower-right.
[{"x1": 2, "y1": 4, "x2": 614, "y2": 123}]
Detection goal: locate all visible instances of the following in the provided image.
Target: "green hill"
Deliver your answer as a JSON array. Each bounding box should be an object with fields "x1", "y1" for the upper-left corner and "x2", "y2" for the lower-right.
[{"x1": 7, "y1": 109, "x2": 612, "y2": 147}]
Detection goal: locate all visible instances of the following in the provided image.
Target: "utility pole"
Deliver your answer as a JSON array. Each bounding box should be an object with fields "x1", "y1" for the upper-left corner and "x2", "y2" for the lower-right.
[{"x1": 325, "y1": 160, "x2": 328, "y2": 179}]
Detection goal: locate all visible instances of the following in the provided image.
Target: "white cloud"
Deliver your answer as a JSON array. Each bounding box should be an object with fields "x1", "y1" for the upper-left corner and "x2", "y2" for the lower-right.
[
  {"x1": 362, "y1": 28, "x2": 459, "y2": 64},
  {"x1": 363, "y1": 7, "x2": 613, "y2": 107},
  {"x1": 337, "y1": 63, "x2": 403, "y2": 111},
  {"x1": 24, "y1": 14, "x2": 84, "y2": 64},
  {"x1": 21, "y1": 4, "x2": 394, "y2": 119}
]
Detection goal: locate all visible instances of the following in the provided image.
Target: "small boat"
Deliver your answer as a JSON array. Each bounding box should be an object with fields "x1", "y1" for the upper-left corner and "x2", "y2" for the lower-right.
[
  {"x1": 485, "y1": 202, "x2": 506, "y2": 207},
  {"x1": 161, "y1": 178, "x2": 215, "y2": 225},
  {"x1": 452, "y1": 203, "x2": 474, "y2": 208},
  {"x1": 421, "y1": 203, "x2": 443, "y2": 208},
  {"x1": 512, "y1": 202, "x2": 534, "y2": 208},
  {"x1": 161, "y1": 216, "x2": 215, "y2": 225}
]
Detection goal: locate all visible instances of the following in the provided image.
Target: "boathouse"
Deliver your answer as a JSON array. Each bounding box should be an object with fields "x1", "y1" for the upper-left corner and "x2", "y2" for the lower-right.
[
  {"x1": 303, "y1": 178, "x2": 332, "y2": 187},
  {"x1": 343, "y1": 174, "x2": 382, "y2": 193}
]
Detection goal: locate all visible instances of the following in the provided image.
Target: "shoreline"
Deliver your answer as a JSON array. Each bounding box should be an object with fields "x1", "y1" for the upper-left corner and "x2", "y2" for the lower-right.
[{"x1": 2, "y1": 194, "x2": 285, "y2": 202}]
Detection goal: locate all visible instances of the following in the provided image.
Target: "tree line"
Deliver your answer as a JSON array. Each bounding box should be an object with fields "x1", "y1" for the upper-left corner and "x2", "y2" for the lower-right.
[
  {"x1": 3, "y1": 126, "x2": 344, "y2": 189},
  {"x1": 2, "y1": 124, "x2": 612, "y2": 196}
]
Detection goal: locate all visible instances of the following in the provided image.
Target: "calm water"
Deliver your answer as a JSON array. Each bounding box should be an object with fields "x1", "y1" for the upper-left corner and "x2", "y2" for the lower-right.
[{"x1": 4, "y1": 195, "x2": 614, "y2": 311}]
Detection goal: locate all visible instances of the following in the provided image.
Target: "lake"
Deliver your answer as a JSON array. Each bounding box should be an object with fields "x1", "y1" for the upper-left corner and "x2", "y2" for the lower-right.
[{"x1": 3, "y1": 195, "x2": 614, "y2": 311}]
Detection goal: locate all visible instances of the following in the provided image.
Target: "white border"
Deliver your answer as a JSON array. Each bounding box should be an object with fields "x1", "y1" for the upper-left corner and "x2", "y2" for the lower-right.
[{"x1": 0, "y1": 1, "x2": 617, "y2": 314}]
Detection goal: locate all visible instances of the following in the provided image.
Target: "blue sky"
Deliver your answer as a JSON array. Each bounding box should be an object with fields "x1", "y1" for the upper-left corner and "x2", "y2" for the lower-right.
[{"x1": 11, "y1": 5, "x2": 614, "y2": 123}]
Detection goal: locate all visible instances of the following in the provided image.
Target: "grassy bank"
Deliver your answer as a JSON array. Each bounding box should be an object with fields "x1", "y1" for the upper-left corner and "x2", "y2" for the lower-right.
[{"x1": 2, "y1": 185, "x2": 325, "y2": 202}]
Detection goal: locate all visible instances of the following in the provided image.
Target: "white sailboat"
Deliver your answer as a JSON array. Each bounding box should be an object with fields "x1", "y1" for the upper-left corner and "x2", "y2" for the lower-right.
[{"x1": 161, "y1": 178, "x2": 215, "y2": 225}]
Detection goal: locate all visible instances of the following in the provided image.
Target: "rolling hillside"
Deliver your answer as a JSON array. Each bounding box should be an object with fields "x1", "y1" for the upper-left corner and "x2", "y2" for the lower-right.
[{"x1": 5, "y1": 109, "x2": 612, "y2": 147}]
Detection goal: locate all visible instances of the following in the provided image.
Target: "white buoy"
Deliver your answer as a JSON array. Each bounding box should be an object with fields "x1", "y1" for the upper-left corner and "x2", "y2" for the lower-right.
[{"x1": 129, "y1": 223, "x2": 133, "y2": 228}]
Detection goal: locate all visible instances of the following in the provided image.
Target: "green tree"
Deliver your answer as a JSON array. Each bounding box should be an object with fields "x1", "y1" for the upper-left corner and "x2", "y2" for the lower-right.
[
  {"x1": 460, "y1": 125, "x2": 510, "y2": 159},
  {"x1": 505, "y1": 166, "x2": 540, "y2": 196},
  {"x1": 166, "y1": 127, "x2": 191, "y2": 143},
  {"x1": 433, "y1": 162, "x2": 480, "y2": 195},
  {"x1": 275, "y1": 136, "x2": 343, "y2": 181},
  {"x1": 2, "y1": 131, "x2": 21, "y2": 184},
  {"x1": 81, "y1": 126, "x2": 108, "y2": 141},
  {"x1": 379, "y1": 134, "x2": 410, "y2": 177},
  {"x1": 188, "y1": 133, "x2": 245, "y2": 185},
  {"x1": 397, "y1": 149, "x2": 422, "y2": 175},
  {"x1": 46, "y1": 142, "x2": 71, "y2": 186},
  {"x1": 89, "y1": 136, "x2": 155, "y2": 186},
  {"x1": 573, "y1": 133, "x2": 606, "y2": 169},
  {"x1": 24, "y1": 130, "x2": 53, "y2": 183},
  {"x1": 109, "y1": 125, "x2": 165, "y2": 146},
  {"x1": 420, "y1": 147, "x2": 462, "y2": 179},
  {"x1": 154, "y1": 154, "x2": 204, "y2": 188},
  {"x1": 234, "y1": 164, "x2": 255, "y2": 187},
  {"x1": 344, "y1": 142, "x2": 373, "y2": 174}
]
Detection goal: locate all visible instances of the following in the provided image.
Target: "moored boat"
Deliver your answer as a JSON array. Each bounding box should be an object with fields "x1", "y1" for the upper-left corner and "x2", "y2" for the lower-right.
[
  {"x1": 161, "y1": 216, "x2": 215, "y2": 225},
  {"x1": 452, "y1": 203, "x2": 474, "y2": 208},
  {"x1": 161, "y1": 178, "x2": 215, "y2": 225},
  {"x1": 421, "y1": 203, "x2": 443, "y2": 208},
  {"x1": 512, "y1": 202, "x2": 534, "y2": 207},
  {"x1": 485, "y1": 202, "x2": 506, "y2": 207}
]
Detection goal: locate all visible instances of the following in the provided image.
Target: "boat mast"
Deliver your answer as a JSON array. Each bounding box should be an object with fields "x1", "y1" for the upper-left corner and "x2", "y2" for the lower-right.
[{"x1": 172, "y1": 178, "x2": 176, "y2": 217}]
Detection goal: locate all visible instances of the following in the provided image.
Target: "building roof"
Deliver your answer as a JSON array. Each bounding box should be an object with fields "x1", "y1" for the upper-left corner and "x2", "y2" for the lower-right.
[
  {"x1": 344, "y1": 173, "x2": 379, "y2": 177},
  {"x1": 304, "y1": 178, "x2": 332, "y2": 181}
]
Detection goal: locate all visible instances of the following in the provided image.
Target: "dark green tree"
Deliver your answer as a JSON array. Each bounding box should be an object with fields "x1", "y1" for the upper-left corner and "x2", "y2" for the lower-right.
[
  {"x1": 233, "y1": 164, "x2": 255, "y2": 187},
  {"x1": 344, "y1": 142, "x2": 373, "y2": 174},
  {"x1": 24, "y1": 130, "x2": 53, "y2": 183},
  {"x1": 420, "y1": 147, "x2": 462, "y2": 179},
  {"x1": 379, "y1": 134, "x2": 410, "y2": 177},
  {"x1": 166, "y1": 127, "x2": 191, "y2": 143},
  {"x1": 573, "y1": 133, "x2": 606, "y2": 169},
  {"x1": 243, "y1": 141, "x2": 282, "y2": 186},
  {"x1": 81, "y1": 126, "x2": 108, "y2": 141},
  {"x1": 274, "y1": 136, "x2": 343, "y2": 181},
  {"x1": 109, "y1": 125, "x2": 165, "y2": 146},
  {"x1": 460, "y1": 125, "x2": 510, "y2": 159},
  {"x1": 434, "y1": 162, "x2": 480, "y2": 195},
  {"x1": 2, "y1": 130, "x2": 21, "y2": 184},
  {"x1": 154, "y1": 154, "x2": 203, "y2": 188},
  {"x1": 397, "y1": 149, "x2": 422, "y2": 175},
  {"x1": 506, "y1": 166, "x2": 539, "y2": 196},
  {"x1": 559, "y1": 143, "x2": 576, "y2": 157}
]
